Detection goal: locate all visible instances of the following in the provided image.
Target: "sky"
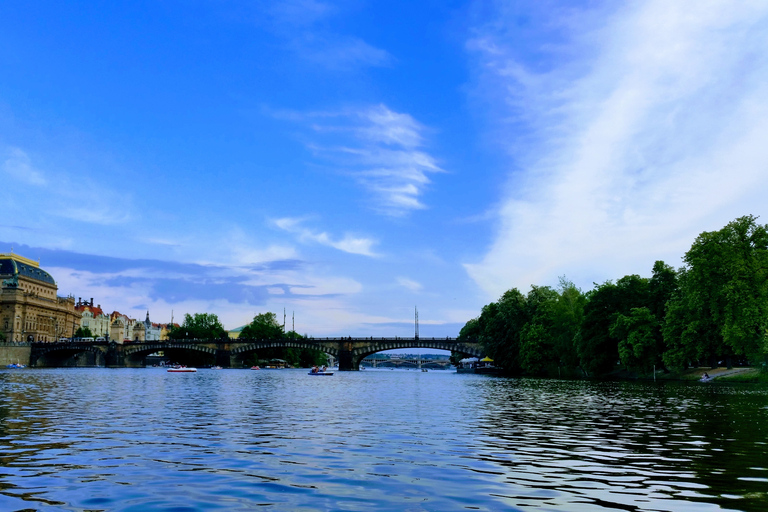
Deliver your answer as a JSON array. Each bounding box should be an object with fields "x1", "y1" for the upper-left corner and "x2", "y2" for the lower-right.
[{"x1": 1, "y1": 0, "x2": 768, "y2": 337}]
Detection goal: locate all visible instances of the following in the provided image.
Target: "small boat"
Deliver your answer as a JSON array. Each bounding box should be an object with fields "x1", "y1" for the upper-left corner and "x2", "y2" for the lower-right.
[
  {"x1": 167, "y1": 366, "x2": 197, "y2": 373},
  {"x1": 6, "y1": 363, "x2": 26, "y2": 369},
  {"x1": 211, "y1": 366, "x2": 223, "y2": 370},
  {"x1": 308, "y1": 371, "x2": 334, "y2": 376},
  {"x1": 250, "y1": 366, "x2": 260, "y2": 370}
]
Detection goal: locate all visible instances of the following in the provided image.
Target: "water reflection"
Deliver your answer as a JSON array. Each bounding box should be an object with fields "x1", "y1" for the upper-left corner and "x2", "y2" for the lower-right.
[{"x1": 0, "y1": 369, "x2": 766, "y2": 511}]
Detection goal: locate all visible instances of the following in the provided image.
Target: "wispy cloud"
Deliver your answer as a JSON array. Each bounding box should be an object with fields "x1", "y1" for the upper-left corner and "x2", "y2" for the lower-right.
[
  {"x1": 0, "y1": 145, "x2": 133, "y2": 227},
  {"x1": 465, "y1": 1, "x2": 768, "y2": 297},
  {"x1": 274, "y1": 216, "x2": 378, "y2": 256},
  {"x1": 290, "y1": 104, "x2": 443, "y2": 215},
  {"x1": 397, "y1": 277, "x2": 423, "y2": 292},
  {"x1": 260, "y1": 0, "x2": 393, "y2": 69},
  {"x1": 2, "y1": 147, "x2": 47, "y2": 186}
]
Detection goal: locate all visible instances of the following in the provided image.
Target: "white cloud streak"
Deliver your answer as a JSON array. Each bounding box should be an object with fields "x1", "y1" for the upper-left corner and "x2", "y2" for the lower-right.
[
  {"x1": 274, "y1": 217, "x2": 378, "y2": 257},
  {"x1": 300, "y1": 104, "x2": 443, "y2": 215},
  {"x1": 465, "y1": 0, "x2": 768, "y2": 298}
]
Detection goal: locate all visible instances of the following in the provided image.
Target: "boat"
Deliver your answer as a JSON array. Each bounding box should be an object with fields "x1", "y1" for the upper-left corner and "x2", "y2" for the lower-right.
[
  {"x1": 211, "y1": 366, "x2": 223, "y2": 370},
  {"x1": 250, "y1": 366, "x2": 260, "y2": 370},
  {"x1": 167, "y1": 366, "x2": 197, "y2": 373},
  {"x1": 5, "y1": 363, "x2": 26, "y2": 369},
  {"x1": 308, "y1": 371, "x2": 334, "y2": 376}
]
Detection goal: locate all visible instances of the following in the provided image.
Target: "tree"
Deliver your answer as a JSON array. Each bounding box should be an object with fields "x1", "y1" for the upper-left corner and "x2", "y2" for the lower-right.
[
  {"x1": 168, "y1": 313, "x2": 227, "y2": 340},
  {"x1": 478, "y1": 288, "x2": 528, "y2": 374},
  {"x1": 74, "y1": 326, "x2": 94, "y2": 338},
  {"x1": 681, "y1": 215, "x2": 768, "y2": 363},
  {"x1": 240, "y1": 312, "x2": 283, "y2": 339},
  {"x1": 611, "y1": 307, "x2": 658, "y2": 373},
  {"x1": 577, "y1": 275, "x2": 650, "y2": 376},
  {"x1": 518, "y1": 286, "x2": 559, "y2": 375}
]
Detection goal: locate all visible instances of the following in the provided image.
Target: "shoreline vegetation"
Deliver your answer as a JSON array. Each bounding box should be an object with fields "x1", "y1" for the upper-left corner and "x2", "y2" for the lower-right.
[{"x1": 456, "y1": 215, "x2": 768, "y2": 382}]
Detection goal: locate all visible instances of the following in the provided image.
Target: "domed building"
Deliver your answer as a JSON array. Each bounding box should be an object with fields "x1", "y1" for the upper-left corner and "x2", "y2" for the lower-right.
[{"x1": 0, "y1": 252, "x2": 80, "y2": 342}]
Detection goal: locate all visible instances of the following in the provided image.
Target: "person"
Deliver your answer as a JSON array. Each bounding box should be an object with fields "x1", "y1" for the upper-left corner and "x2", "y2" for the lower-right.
[
  {"x1": 321, "y1": 365, "x2": 327, "y2": 373},
  {"x1": 703, "y1": 372, "x2": 709, "y2": 379},
  {"x1": 311, "y1": 366, "x2": 318, "y2": 374}
]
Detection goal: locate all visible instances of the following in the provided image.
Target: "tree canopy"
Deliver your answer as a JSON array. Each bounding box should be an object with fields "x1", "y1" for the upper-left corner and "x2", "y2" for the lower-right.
[
  {"x1": 458, "y1": 215, "x2": 768, "y2": 377},
  {"x1": 168, "y1": 313, "x2": 227, "y2": 340}
]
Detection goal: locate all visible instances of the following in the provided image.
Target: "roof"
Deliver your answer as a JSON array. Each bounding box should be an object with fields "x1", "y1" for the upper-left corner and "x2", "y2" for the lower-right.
[
  {"x1": 76, "y1": 305, "x2": 106, "y2": 317},
  {"x1": 0, "y1": 254, "x2": 56, "y2": 286}
]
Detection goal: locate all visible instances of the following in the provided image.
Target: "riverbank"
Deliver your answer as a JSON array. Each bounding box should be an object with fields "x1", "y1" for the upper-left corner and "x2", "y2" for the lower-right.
[{"x1": 610, "y1": 366, "x2": 767, "y2": 383}]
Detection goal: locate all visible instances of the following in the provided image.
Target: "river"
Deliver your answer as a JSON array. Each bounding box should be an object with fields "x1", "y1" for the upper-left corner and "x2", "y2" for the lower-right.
[{"x1": 0, "y1": 368, "x2": 766, "y2": 511}]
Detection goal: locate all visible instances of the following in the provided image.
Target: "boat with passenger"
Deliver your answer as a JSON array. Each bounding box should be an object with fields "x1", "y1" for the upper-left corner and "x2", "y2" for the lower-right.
[{"x1": 308, "y1": 365, "x2": 333, "y2": 376}]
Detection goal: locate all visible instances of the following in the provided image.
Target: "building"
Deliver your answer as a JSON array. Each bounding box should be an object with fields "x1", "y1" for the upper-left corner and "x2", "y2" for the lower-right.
[
  {"x1": 0, "y1": 252, "x2": 81, "y2": 342},
  {"x1": 75, "y1": 298, "x2": 110, "y2": 339},
  {"x1": 143, "y1": 311, "x2": 162, "y2": 341}
]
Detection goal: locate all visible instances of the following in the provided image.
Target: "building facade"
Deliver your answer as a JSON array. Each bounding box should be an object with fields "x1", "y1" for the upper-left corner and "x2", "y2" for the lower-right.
[
  {"x1": 0, "y1": 253, "x2": 81, "y2": 342},
  {"x1": 75, "y1": 299, "x2": 111, "y2": 339}
]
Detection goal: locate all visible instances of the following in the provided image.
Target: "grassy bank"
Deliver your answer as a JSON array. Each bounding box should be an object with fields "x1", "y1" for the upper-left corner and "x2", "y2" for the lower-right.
[{"x1": 607, "y1": 366, "x2": 767, "y2": 382}]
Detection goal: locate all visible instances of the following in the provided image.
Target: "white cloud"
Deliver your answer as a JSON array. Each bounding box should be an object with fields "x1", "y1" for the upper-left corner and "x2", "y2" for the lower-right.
[
  {"x1": 296, "y1": 104, "x2": 443, "y2": 215},
  {"x1": 274, "y1": 216, "x2": 378, "y2": 256},
  {"x1": 465, "y1": 0, "x2": 768, "y2": 298},
  {"x1": 397, "y1": 277, "x2": 423, "y2": 292},
  {"x1": 2, "y1": 147, "x2": 47, "y2": 186}
]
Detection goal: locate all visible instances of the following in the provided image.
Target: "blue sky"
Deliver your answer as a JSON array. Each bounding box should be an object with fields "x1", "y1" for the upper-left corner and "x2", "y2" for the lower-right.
[{"x1": 2, "y1": 1, "x2": 768, "y2": 337}]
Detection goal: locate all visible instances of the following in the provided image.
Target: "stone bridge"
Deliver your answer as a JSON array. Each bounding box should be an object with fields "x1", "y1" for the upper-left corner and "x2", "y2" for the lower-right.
[{"x1": 29, "y1": 337, "x2": 483, "y2": 371}]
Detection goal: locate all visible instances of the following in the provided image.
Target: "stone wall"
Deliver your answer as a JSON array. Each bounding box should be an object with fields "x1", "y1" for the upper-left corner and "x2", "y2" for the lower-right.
[{"x1": 0, "y1": 343, "x2": 31, "y2": 366}]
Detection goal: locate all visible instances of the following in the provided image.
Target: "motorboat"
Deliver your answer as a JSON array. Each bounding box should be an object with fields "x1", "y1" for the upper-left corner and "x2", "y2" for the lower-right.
[{"x1": 167, "y1": 366, "x2": 197, "y2": 373}]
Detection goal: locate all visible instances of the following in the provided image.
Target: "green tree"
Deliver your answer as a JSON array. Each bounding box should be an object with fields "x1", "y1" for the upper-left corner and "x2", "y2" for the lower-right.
[
  {"x1": 478, "y1": 288, "x2": 528, "y2": 374},
  {"x1": 577, "y1": 274, "x2": 650, "y2": 376},
  {"x1": 611, "y1": 307, "x2": 658, "y2": 373},
  {"x1": 518, "y1": 286, "x2": 559, "y2": 375},
  {"x1": 240, "y1": 312, "x2": 283, "y2": 339},
  {"x1": 168, "y1": 313, "x2": 227, "y2": 339},
  {"x1": 681, "y1": 215, "x2": 768, "y2": 364},
  {"x1": 74, "y1": 326, "x2": 94, "y2": 338}
]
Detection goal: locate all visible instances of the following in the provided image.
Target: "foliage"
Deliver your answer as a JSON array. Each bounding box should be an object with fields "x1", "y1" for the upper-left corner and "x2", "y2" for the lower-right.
[
  {"x1": 578, "y1": 275, "x2": 650, "y2": 376},
  {"x1": 168, "y1": 313, "x2": 227, "y2": 340},
  {"x1": 681, "y1": 215, "x2": 768, "y2": 362},
  {"x1": 240, "y1": 312, "x2": 283, "y2": 339},
  {"x1": 455, "y1": 217, "x2": 768, "y2": 378},
  {"x1": 74, "y1": 326, "x2": 94, "y2": 338},
  {"x1": 611, "y1": 307, "x2": 658, "y2": 373}
]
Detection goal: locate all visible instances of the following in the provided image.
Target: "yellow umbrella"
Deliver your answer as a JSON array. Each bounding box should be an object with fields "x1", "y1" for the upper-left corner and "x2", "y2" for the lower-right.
[{"x1": 480, "y1": 356, "x2": 494, "y2": 362}]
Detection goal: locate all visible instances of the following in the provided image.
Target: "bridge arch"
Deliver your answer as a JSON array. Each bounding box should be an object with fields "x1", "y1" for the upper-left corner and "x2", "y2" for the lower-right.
[
  {"x1": 122, "y1": 342, "x2": 218, "y2": 367},
  {"x1": 32, "y1": 343, "x2": 106, "y2": 367},
  {"x1": 350, "y1": 339, "x2": 482, "y2": 370}
]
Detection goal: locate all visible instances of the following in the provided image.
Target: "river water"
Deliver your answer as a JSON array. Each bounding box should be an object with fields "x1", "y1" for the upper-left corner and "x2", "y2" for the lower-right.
[{"x1": 0, "y1": 368, "x2": 766, "y2": 512}]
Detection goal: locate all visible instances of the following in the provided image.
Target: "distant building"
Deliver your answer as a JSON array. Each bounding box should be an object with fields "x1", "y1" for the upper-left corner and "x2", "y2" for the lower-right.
[
  {"x1": 109, "y1": 311, "x2": 140, "y2": 343},
  {"x1": 75, "y1": 298, "x2": 110, "y2": 338},
  {"x1": 143, "y1": 311, "x2": 162, "y2": 341},
  {"x1": 0, "y1": 252, "x2": 80, "y2": 342},
  {"x1": 228, "y1": 325, "x2": 245, "y2": 339}
]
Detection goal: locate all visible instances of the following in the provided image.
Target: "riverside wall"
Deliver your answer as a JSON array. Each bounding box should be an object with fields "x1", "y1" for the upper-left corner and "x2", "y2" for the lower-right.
[{"x1": 0, "y1": 343, "x2": 31, "y2": 366}]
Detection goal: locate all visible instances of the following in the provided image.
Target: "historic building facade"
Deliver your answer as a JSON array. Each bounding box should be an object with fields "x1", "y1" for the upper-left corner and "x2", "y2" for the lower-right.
[
  {"x1": 0, "y1": 252, "x2": 81, "y2": 342},
  {"x1": 75, "y1": 299, "x2": 111, "y2": 338}
]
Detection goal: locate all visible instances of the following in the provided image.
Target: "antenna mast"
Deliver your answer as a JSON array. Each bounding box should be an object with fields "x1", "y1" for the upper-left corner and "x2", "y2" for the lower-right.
[
  {"x1": 283, "y1": 308, "x2": 286, "y2": 333},
  {"x1": 415, "y1": 306, "x2": 419, "y2": 339}
]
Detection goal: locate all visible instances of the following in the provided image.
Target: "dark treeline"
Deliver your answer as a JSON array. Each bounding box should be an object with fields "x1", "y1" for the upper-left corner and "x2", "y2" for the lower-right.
[{"x1": 458, "y1": 215, "x2": 768, "y2": 377}]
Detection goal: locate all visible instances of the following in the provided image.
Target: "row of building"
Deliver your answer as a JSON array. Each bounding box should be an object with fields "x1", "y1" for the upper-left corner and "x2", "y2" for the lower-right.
[{"x1": 0, "y1": 252, "x2": 173, "y2": 343}]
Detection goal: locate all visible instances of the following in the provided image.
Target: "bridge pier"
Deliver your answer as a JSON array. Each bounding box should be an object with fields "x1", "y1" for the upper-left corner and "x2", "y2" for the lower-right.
[{"x1": 337, "y1": 349, "x2": 358, "y2": 371}]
